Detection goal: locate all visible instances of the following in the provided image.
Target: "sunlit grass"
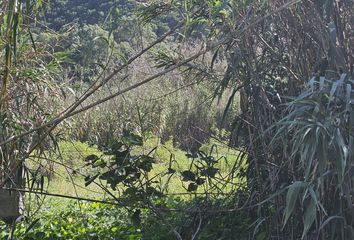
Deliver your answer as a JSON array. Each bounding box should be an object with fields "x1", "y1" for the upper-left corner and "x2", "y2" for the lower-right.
[{"x1": 28, "y1": 135, "x2": 246, "y2": 212}]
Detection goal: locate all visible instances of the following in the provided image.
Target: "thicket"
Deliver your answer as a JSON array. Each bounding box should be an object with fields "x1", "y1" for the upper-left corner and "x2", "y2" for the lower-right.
[{"x1": 1, "y1": 0, "x2": 354, "y2": 239}]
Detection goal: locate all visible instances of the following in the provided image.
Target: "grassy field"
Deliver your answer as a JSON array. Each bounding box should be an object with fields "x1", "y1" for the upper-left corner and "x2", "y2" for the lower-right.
[
  {"x1": 5, "y1": 136, "x2": 248, "y2": 239},
  {"x1": 26, "y1": 135, "x2": 246, "y2": 211}
]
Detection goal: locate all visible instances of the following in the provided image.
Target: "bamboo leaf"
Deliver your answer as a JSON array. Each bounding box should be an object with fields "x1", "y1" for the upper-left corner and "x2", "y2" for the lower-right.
[
  {"x1": 221, "y1": 87, "x2": 238, "y2": 124},
  {"x1": 319, "y1": 216, "x2": 343, "y2": 231},
  {"x1": 283, "y1": 181, "x2": 306, "y2": 228},
  {"x1": 302, "y1": 195, "x2": 317, "y2": 239},
  {"x1": 328, "y1": 80, "x2": 339, "y2": 107}
]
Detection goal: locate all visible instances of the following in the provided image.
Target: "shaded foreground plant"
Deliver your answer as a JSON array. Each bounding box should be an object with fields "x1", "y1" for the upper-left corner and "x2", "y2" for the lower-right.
[
  {"x1": 271, "y1": 74, "x2": 354, "y2": 238},
  {"x1": 189, "y1": 0, "x2": 354, "y2": 238},
  {"x1": 0, "y1": 0, "x2": 64, "y2": 226}
]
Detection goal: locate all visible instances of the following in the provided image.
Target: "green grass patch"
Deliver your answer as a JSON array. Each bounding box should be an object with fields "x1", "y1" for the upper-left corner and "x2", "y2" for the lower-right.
[{"x1": 28, "y1": 135, "x2": 246, "y2": 208}]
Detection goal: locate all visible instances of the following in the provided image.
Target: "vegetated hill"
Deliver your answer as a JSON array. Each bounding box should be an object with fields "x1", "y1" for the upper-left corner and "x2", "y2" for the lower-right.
[
  {"x1": 43, "y1": 0, "x2": 177, "y2": 33},
  {"x1": 44, "y1": 0, "x2": 137, "y2": 30}
]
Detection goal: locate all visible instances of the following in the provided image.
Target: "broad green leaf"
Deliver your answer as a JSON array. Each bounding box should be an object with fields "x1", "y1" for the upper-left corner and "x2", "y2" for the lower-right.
[
  {"x1": 181, "y1": 170, "x2": 196, "y2": 181},
  {"x1": 302, "y1": 196, "x2": 317, "y2": 239},
  {"x1": 283, "y1": 181, "x2": 306, "y2": 228},
  {"x1": 85, "y1": 154, "x2": 99, "y2": 162},
  {"x1": 93, "y1": 159, "x2": 106, "y2": 168},
  {"x1": 334, "y1": 128, "x2": 348, "y2": 183},
  {"x1": 187, "y1": 183, "x2": 198, "y2": 192}
]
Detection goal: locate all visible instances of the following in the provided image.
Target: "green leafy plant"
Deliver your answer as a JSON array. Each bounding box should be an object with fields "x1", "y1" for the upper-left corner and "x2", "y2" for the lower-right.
[
  {"x1": 84, "y1": 130, "x2": 162, "y2": 204},
  {"x1": 272, "y1": 74, "x2": 354, "y2": 238},
  {"x1": 0, "y1": 202, "x2": 142, "y2": 240}
]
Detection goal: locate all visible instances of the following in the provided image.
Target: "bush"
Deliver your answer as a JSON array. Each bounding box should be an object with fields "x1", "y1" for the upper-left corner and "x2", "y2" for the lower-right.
[
  {"x1": 0, "y1": 197, "x2": 252, "y2": 240},
  {"x1": 0, "y1": 202, "x2": 142, "y2": 240}
]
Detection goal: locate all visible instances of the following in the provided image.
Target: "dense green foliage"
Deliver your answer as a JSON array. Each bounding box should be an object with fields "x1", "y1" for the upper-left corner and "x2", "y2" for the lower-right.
[
  {"x1": 44, "y1": 0, "x2": 136, "y2": 30},
  {"x1": 1, "y1": 203, "x2": 142, "y2": 240},
  {"x1": 1, "y1": 0, "x2": 354, "y2": 239},
  {"x1": 1, "y1": 198, "x2": 254, "y2": 240}
]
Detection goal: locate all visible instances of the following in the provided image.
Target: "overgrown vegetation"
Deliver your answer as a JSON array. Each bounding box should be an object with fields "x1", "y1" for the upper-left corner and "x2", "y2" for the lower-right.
[{"x1": 1, "y1": 0, "x2": 353, "y2": 239}]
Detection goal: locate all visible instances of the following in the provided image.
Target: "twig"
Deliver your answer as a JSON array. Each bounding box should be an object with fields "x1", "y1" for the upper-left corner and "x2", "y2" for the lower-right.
[{"x1": 3, "y1": 188, "x2": 129, "y2": 207}]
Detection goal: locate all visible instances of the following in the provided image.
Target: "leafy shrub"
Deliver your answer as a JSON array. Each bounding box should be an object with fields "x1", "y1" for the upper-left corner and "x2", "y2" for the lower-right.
[
  {"x1": 1, "y1": 197, "x2": 252, "y2": 240},
  {"x1": 0, "y1": 202, "x2": 142, "y2": 240}
]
